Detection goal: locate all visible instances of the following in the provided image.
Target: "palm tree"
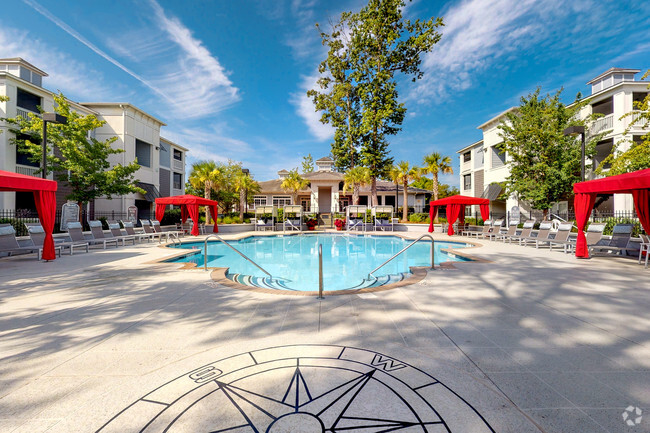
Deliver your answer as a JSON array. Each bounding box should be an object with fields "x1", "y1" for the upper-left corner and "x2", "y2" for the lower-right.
[
  {"x1": 343, "y1": 166, "x2": 371, "y2": 205},
  {"x1": 422, "y1": 152, "x2": 454, "y2": 202},
  {"x1": 391, "y1": 161, "x2": 420, "y2": 222},
  {"x1": 281, "y1": 169, "x2": 309, "y2": 205},
  {"x1": 234, "y1": 172, "x2": 260, "y2": 220},
  {"x1": 188, "y1": 161, "x2": 222, "y2": 223}
]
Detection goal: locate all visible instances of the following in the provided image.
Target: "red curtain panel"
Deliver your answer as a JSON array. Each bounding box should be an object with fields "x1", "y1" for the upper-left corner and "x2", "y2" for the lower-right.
[
  {"x1": 573, "y1": 193, "x2": 597, "y2": 258},
  {"x1": 33, "y1": 190, "x2": 57, "y2": 261},
  {"x1": 155, "y1": 203, "x2": 167, "y2": 222},
  {"x1": 446, "y1": 203, "x2": 462, "y2": 235},
  {"x1": 632, "y1": 189, "x2": 650, "y2": 235}
]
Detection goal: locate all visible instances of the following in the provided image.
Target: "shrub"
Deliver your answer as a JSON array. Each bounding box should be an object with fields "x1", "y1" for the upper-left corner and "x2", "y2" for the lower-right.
[
  {"x1": 160, "y1": 208, "x2": 182, "y2": 226},
  {"x1": 408, "y1": 213, "x2": 430, "y2": 223}
]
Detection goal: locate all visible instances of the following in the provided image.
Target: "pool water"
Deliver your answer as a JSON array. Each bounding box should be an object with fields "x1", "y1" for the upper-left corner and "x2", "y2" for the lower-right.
[{"x1": 168, "y1": 234, "x2": 470, "y2": 291}]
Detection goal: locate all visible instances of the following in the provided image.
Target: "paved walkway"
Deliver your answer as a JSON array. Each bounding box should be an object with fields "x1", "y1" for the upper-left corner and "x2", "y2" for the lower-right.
[{"x1": 0, "y1": 232, "x2": 648, "y2": 432}]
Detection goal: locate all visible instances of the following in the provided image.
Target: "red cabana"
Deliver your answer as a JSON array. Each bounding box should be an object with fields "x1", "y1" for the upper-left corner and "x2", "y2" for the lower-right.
[
  {"x1": 155, "y1": 194, "x2": 219, "y2": 236},
  {"x1": 428, "y1": 195, "x2": 490, "y2": 236},
  {"x1": 0, "y1": 170, "x2": 58, "y2": 260},
  {"x1": 573, "y1": 168, "x2": 650, "y2": 258}
]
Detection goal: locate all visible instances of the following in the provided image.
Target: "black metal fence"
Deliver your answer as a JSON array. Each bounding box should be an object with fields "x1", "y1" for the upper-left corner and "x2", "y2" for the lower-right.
[{"x1": 0, "y1": 209, "x2": 152, "y2": 236}]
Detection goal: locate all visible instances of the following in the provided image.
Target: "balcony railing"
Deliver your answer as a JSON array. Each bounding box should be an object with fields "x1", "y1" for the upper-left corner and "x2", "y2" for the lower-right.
[
  {"x1": 623, "y1": 110, "x2": 647, "y2": 130},
  {"x1": 592, "y1": 113, "x2": 613, "y2": 134},
  {"x1": 173, "y1": 159, "x2": 183, "y2": 170},
  {"x1": 16, "y1": 107, "x2": 40, "y2": 120},
  {"x1": 15, "y1": 164, "x2": 40, "y2": 177}
]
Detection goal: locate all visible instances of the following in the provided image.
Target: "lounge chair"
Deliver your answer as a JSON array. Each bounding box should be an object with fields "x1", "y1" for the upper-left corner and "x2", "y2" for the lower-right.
[
  {"x1": 121, "y1": 221, "x2": 154, "y2": 243},
  {"x1": 493, "y1": 220, "x2": 520, "y2": 242},
  {"x1": 283, "y1": 205, "x2": 303, "y2": 232},
  {"x1": 590, "y1": 223, "x2": 637, "y2": 256},
  {"x1": 140, "y1": 220, "x2": 166, "y2": 242},
  {"x1": 465, "y1": 220, "x2": 493, "y2": 239},
  {"x1": 151, "y1": 220, "x2": 182, "y2": 241},
  {"x1": 68, "y1": 221, "x2": 118, "y2": 249},
  {"x1": 372, "y1": 206, "x2": 395, "y2": 232},
  {"x1": 346, "y1": 205, "x2": 367, "y2": 232},
  {"x1": 520, "y1": 221, "x2": 553, "y2": 246},
  {"x1": 106, "y1": 222, "x2": 137, "y2": 246},
  {"x1": 505, "y1": 220, "x2": 535, "y2": 244},
  {"x1": 255, "y1": 206, "x2": 277, "y2": 231},
  {"x1": 0, "y1": 224, "x2": 58, "y2": 260},
  {"x1": 553, "y1": 222, "x2": 605, "y2": 254},
  {"x1": 638, "y1": 233, "x2": 649, "y2": 269},
  {"x1": 536, "y1": 222, "x2": 573, "y2": 249},
  {"x1": 486, "y1": 219, "x2": 505, "y2": 240},
  {"x1": 25, "y1": 222, "x2": 89, "y2": 256}
]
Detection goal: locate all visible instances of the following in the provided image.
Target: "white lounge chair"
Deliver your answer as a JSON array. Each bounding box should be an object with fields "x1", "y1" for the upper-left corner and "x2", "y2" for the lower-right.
[
  {"x1": 25, "y1": 222, "x2": 88, "y2": 256},
  {"x1": 520, "y1": 221, "x2": 553, "y2": 246},
  {"x1": 106, "y1": 222, "x2": 137, "y2": 246},
  {"x1": 0, "y1": 224, "x2": 57, "y2": 260},
  {"x1": 68, "y1": 222, "x2": 118, "y2": 249},
  {"x1": 590, "y1": 223, "x2": 637, "y2": 256},
  {"x1": 121, "y1": 221, "x2": 154, "y2": 243},
  {"x1": 493, "y1": 220, "x2": 520, "y2": 242},
  {"x1": 536, "y1": 222, "x2": 573, "y2": 249}
]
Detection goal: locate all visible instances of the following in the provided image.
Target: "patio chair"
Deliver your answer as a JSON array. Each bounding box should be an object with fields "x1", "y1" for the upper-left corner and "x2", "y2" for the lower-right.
[
  {"x1": 106, "y1": 222, "x2": 137, "y2": 246},
  {"x1": 25, "y1": 222, "x2": 88, "y2": 256},
  {"x1": 590, "y1": 223, "x2": 637, "y2": 256},
  {"x1": 486, "y1": 219, "x2": 505, "y2": 240},
  {"x1": 493, "y1": 220, "x2": 520, "y2": 242},
  {"x1": 67, "y1": 222, "x2": 117, "y2": 249},
  {"x1": 283, "y1": 205, "x2": 303, "y2": 232},
  {"x1": 638, "y1": 233, "x2": 649, "y2": 269},
  {"x1": 140, "y1": 220, "x2": 166, "y2": 242},
  {"x1": 520, "y1": 221, "x2": 553, "y2": 246},
  {"x1": 505, "y1": 220, "x2": 535, "y2": 244},
  {"x1": 0, "y1": 224, "x2": 57, "y2": 260},
  {"x1": 88, "y1": 221, "x2": 120, "y2": 248},
  {"x1": 536, "y1": 222, "x2": 573, "y2": 249},
  {"x1": 465, "y1": 220, "x2": 493, "y2": 238},
  {"x1": 553, "y1": 222, "x2": 605, "y2": 254},
  {"x1": 121, "y1": 221, "x2": 154, "y2": 243},
  {"x1": 151, "y1": 220, "x2": 182, "y2": 241}
]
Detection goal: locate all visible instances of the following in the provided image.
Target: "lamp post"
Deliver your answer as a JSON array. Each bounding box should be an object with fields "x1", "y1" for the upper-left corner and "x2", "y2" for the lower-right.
[
  {"x1": 563, "y1": 125, "x2": 586, "y2": 182},
  {"x1": 41, "y1": 113, "x2": 68, "y2": 179}
]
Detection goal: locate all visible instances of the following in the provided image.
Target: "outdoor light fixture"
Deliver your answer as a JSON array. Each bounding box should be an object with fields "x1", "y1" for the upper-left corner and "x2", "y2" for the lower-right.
[
  {"x1": 41, "y1": 112, "x2": 68, "y2": 179},
  {"x1": 564, "y1": 125, "x2": 586, "y2": 182}
]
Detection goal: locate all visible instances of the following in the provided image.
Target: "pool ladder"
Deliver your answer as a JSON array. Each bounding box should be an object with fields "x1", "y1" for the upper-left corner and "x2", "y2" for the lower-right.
[
  {"x1": 203, "y1": 235, "x2": 274, "y2": 281},
  {"x1": 366, "y1": 234, "x2": 436, "y2": 281}
]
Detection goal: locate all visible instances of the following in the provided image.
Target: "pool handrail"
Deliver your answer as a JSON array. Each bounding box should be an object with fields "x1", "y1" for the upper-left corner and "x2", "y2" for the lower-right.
[
  {"x1": 317, "y1": 243, "x2": 324, "y2": 299},
  {"x1": 367, "y1": 233, "x2": 435, "y2": 280},
  {"x1": 203, "y1": 234, "x2": 273, "y2": 278}
]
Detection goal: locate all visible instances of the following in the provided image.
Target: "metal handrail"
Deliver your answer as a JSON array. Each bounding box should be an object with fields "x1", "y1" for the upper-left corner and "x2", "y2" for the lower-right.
[
  {"x1": 317, "y1": 244, "x2": 324, "y2": 299},
  {"x1": 203, "y1": 235, "x2": 272, "y2": 278},
  {"x1": 367, "y1": 234, "x2": 436, "y2": 280}
]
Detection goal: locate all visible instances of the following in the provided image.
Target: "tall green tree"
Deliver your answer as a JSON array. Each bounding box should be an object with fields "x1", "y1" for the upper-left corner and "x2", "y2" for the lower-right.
[
  {"x1": 498, "y1": 88, "x2": 598, "y2": 218},
  {"x1": 410, "y1": 178, "x2": 459, "y2": 199},
  {"x1": 7, "y1": 93, "x2": 143, "y2": 216},
  {"x1": 421, "y1": 152, "x2": 454, "y2": 202},
  {"x1": 389, "y1": 161, "x2": 420, "y2": 222},
  {"x1": 301, "y1": 154, "x2": 315, "y2": 173},
  {"x1": 311, "y1": 0, "x2": 443, "y2": 204},
  {"x1": 281, "y1": 169, "x2": 309, "y2": 204},
  {"x1": 598, "y1": 69, "x2": 650, "y2": 175},
  {"x1": 342, "y1": 166, "x2": 372, "y2": 205},
  {"x1": 234, "y1": 171, "x2": 260, "y2": 220},
  {"x1": 188, "y1": 161, "x2": 222, "y2": 222}
]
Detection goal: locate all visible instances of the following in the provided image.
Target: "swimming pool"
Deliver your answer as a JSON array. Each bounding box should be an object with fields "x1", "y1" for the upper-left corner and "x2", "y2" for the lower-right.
[{"x1": 168, "y1": 234, "x2": 471, "y2": 291}]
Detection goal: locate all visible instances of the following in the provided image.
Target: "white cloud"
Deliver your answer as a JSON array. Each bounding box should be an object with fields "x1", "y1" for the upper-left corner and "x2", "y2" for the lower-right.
[
  {"x1": 0, "y1": 25, "x2": 115, "y2": 101},
  {"x1": 291, "y1": 73, "x2": 334, "y2": 141}
]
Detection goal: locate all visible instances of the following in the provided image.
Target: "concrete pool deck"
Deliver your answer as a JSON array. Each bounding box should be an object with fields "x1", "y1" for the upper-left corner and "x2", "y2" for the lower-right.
[{"x1": 0, "y1": 231, "x2": 649, "y2": 432}]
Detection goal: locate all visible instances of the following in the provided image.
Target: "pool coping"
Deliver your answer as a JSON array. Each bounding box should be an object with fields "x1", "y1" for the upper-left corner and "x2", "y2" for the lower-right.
[{"x1": 147, "y1": 231, "x2": 490, "y2": 295}]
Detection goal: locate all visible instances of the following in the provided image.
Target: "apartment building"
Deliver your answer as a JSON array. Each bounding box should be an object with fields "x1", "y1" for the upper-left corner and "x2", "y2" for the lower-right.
[
  {"x1": 0, "y1": 58, "x2": 187, "y2": 218},
  {"x1": 458, "y1": 67, "x2": 649, "y2": 216}
]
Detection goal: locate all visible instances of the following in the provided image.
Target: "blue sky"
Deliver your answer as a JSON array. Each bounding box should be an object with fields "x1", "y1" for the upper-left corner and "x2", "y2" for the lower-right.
[{"x1": 3, "y1": 0, "x2": 650, "y2": 187}]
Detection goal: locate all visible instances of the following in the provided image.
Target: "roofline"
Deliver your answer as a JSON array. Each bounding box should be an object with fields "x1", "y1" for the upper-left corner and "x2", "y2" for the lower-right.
[
  {"x1": 160, "y1": 136, "x2": 189, "y2": 152},
  {"x1": 457, "y1": 139, "x2": 484, "y2": 154},
  {"x1": 477, "y1": 107, "x2": 517, "y2": 130},
  {"x1": 80, "y1": 102, "x2": 167, "y2": 126},
  {"x1": 568, "y1": 80, "x2": 650, "y2": 107},
  {"x1": 586, "y1": 68, "x2": 641, "y2": 85},
  {"x1": 0, "y1": 58, "x2": 48, "y2": 77}
]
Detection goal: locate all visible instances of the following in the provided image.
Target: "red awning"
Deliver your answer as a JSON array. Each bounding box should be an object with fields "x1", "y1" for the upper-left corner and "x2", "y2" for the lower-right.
[
  {"x1": 0, "y1": 170, "x2": 58, "y2": 260},
  {"x1": 428, "y1": 195, "x2": 490, "y2": 235},
  {"x1": 155, "y1": 194, "x2": 219, "y2": 236},
  {"x1": 573, "y1": 168, "x2": 650, "y2": 258}
]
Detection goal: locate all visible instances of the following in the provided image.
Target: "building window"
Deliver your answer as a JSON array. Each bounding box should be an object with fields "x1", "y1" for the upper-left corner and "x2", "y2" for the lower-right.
[
  {"x1": 253, "y1": 196, "x2": 267, "y2": 208},
  {"x1": 492, "y1": 145, "x2": 506, "y2": 168},
  {"x1": 463, "y1": 151, "x2": 471, "y2": 162},
  {"x1": 159, "y1": 141, "x2": 170, "y2": 168},
  {"x1": 16, "y1": 88, "x2": 41, "y2": 112},
  {"x1": 474, "y1": 146, "x2": 484, "y2": 169},
  {"x1": 173, "y1": 172, "x2": 182, "y2": 190},
  {"x1": 463, "y1": 174, "x2": 471, "y2": 191},
  {"x1": 173, "y1": 149, "x2": 182, "y2": 161},
  {"x1": 272, "y1": 196, "x2": 292, "y2": 207},
  {"x1": 135, "y1": 139, "x2": 152, "y2": 168},
  {"x1": 633, "y1": 92, "x2": 648, "y2": 108}
]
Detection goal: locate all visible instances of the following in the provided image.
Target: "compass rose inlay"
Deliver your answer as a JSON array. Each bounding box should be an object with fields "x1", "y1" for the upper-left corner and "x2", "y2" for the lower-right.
[{"x1": 97, "y1": 345, "x2": 495, "y2": 432}]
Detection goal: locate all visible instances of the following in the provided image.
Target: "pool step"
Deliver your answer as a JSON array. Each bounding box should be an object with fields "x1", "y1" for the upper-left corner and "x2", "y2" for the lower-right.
[{"x1": 226, "y1": 272, "x2": 412, "y2": 291}]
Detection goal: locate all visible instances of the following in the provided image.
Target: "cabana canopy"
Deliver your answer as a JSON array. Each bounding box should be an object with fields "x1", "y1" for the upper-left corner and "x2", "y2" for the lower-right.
[
  {"x1": 428, "y1": 194, "x2": 490, "y2": 235},
  {"x1": 573, "y1": 168, "x2": 650, "y2": 258},
  {"x1": 155, "y1": 194, "x2": 219, "y2": 236},
  {"x1": 0, "y1": 170, "x2": 58, "y2": 260}
]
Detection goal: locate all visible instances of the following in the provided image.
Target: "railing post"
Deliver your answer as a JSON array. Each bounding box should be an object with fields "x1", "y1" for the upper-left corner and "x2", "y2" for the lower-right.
[
  {"x1": 430, "y1": 239, "x2": 435, "y2": 270},
  {"x1": 317, "y1": 244, "x2": 324, "y2": 299}
]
